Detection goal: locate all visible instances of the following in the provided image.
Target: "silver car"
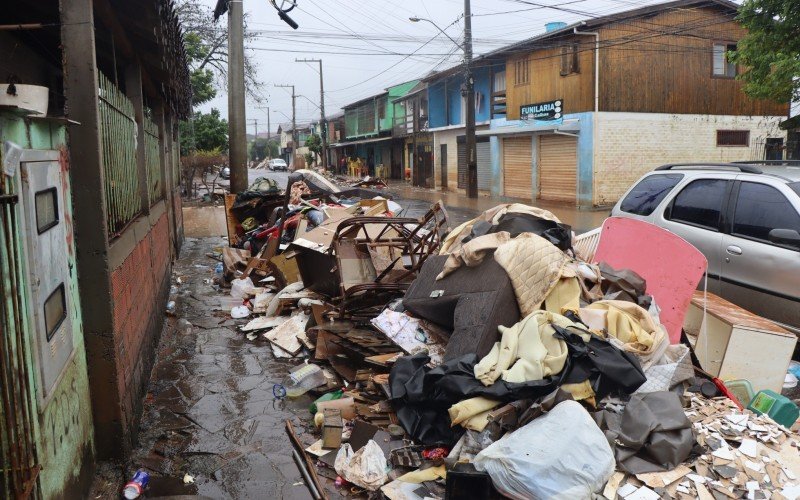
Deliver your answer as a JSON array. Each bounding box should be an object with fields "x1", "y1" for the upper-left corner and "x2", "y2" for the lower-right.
[{"x1": 611, "y1": 162, "x2": 800, "y2": 334}]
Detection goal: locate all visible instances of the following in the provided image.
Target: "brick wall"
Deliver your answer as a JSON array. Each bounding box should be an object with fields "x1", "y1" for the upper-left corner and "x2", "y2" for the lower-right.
[
  {"x1": 109, "y1": 211, "x2": 171, "y2": 449},
  {"x1": 593, "y1": 112, "x2": 786, "y2": 206}
]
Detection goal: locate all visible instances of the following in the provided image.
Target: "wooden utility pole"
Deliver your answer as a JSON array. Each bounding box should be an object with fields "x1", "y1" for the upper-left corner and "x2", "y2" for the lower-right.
[
  {"x1": 295, "y1": 58, "x2": 327, "y2": 170},
  {"x1": 275, "y1": 84, "x2": 296, "y2": 170},
  {"x1": 228, "y1": 0, "x2": 247, "y2": 192}
]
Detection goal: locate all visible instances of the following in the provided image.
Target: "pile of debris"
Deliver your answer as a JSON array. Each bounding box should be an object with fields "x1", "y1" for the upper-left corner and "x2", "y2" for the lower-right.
[{"x1": 213, "y1": 194, "x2": 800, "y2": 500}]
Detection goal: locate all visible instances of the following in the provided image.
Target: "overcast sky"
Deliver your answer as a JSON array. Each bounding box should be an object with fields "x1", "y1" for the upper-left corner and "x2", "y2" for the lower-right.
[{"x1": 196, "y1": 0, "x2": 755, "y2": 135}]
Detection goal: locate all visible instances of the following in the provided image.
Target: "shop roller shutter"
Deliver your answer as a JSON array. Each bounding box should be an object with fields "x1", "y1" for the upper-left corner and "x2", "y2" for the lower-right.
[
  {"x1": 477, "y1": 141, "x2": 491, "y2": 191},
  {"x1": 539, "y1": 134, "x2": 577, "y2": 204},
  {"x1": 457, "y1": 140, "x2": 467, "y2": 189},
  {"x1": 503, "y1": 136, "x2": 532, "y2": 199}
]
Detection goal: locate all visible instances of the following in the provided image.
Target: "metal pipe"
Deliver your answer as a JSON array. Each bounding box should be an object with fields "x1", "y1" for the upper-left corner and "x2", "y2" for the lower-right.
[
  {"x1": 573, "y1": 25, "x2": 600, "y2": 113},
  {"x1": 292, "y1": 449, "x2": 322, "y2": 500}
]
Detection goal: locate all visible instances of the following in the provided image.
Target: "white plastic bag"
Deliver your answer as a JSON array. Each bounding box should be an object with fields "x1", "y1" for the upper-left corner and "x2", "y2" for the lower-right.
[
  {"x1": 474, "y1": 400, "x2": 614, "y2": 500},
  {"x1": 334, "y1": 443, "x2": 353, "y2": 477},
  {"x1": 335, "y1": 440, "x2": 388, "y2": 491},
  {"x1": 230, "y1": 277, "x2": 255, "y2": 299}
]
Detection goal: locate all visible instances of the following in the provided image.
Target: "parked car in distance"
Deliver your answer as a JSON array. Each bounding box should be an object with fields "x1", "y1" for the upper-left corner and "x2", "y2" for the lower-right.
[
  {"x1": 268, "y1": 159, "x2": 288, "y2": 171},
  {"x1": 220, "y1": 166, "x2": 230, "y2": 179},
  {"x1": 611, "y1": 162, "x2": 800, "y2": 334}
]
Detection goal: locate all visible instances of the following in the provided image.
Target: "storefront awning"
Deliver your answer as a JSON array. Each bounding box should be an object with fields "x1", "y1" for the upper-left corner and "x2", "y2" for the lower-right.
[
  {"x1": 329, "y1": 136, "x2": 394, "y2": 148},
  {"x1": 477, "y1": 118, "x2": 581, "y2": 137}
]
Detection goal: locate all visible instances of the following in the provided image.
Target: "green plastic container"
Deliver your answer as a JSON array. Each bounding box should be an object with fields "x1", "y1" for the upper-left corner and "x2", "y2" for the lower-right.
[
  {"x1": 724, "y1": 379, "x2": 755, "y2": 407},
  {"x1": 310, "y1": 389, "x2": 343, "y2": 415},
  {"x1": 747, "y1": 389, "x2": 799, "y2": 428}
]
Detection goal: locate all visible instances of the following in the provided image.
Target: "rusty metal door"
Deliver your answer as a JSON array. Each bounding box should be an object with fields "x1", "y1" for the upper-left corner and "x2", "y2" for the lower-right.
[{"x1": 1, "y1": 148, "x2": 41, "y2": 499}]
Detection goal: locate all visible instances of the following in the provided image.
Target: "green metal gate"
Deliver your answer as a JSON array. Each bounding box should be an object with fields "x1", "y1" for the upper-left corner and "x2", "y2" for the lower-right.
[{"x1": 0, "y1": 172, "x2": 40, "y2": 499}]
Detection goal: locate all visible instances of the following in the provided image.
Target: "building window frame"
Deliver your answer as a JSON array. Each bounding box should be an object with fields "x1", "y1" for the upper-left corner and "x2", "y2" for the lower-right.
[
  {"x1": 716, "y1": 130, "x2": 750, "y2": 147},
  {"x1": 560, "y1": 43, "x2": 580, "y2": 76},
  {"x1": 514, "y1": 58, "x2": 530, "y2": 86},
  {"x1": 711, "y1": 41, "x2": 738, "y2": 79}
]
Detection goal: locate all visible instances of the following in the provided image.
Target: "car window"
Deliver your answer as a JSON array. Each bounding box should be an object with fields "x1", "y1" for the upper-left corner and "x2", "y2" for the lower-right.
[
  {"x1": 667, "y1": 179, "x2": 728, "y2": 230},
  {"x1": 732, "y1": 182, "x2": 800, "y2": 243},
  {"x1": 789, "y1": 182, "x2": 800, "y2": 196},
  {"x1": 620, "y1": 174, "x2": 683, "y2": 216}
]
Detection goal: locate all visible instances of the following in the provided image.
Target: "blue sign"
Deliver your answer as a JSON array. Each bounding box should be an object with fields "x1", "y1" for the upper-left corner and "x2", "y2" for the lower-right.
[{"x1": 520, "y1": 99, "x2": 563, "y2": 125}]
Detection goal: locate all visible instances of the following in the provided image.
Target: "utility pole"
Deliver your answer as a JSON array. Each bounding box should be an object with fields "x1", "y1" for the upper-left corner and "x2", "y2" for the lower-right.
[
  {"x1": 464, "y1": 0, "x2": 477, "y2": 198},
  {"x1": 295, "y1": 58, "x2": 327, "y2": 170},
  {"x1": 227, "y1": 0, "x2": 247, "y2": 193},
  {"x1": 266, "y1": 107, "x2": 271, "y2": 158},
  {"x1": 275, "y1": 84, "x2": 296, "y2": 170}
]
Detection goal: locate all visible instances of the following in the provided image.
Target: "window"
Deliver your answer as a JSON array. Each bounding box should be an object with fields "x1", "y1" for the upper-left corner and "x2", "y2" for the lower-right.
[
  {"x1": 35, "y1": 187, "x2": 59, "y2": 234},
  {"x1": 667, "y1": 179, "x2": 728, "y2": 230},
  {"x1": 494, "y1": 70, "x2": 506, "y2": 93},
  {"x1": 44, "y1": 284, "x2": 66, "y2": 341},
  {"x1": 514, "y1": 59, "x2": 530, "y2": 86},
  {"x1": 712, "y1": 43, "x2": 737, "y2": 77},
  {"x1": 717, "y1": 130, "x2": 750, "y2": 147},
  {"x1": 560, "y1": 43, "x2": 579, "y2": 76},
  {"x1": 620, "y1": 174, "x2": 683, "y2": 216},
  {"x1": 732, "y1": 182, "x2": 800, "y2": 246}
]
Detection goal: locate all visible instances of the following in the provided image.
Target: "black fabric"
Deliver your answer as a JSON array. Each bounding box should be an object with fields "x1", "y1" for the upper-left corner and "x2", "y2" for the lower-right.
[
  {"x1": 402, "y1": 256, "x2": 520, "y2": 361},
  {"x1": 390, "y1": 325, "x2": 647, "y2": 445},
  {"x1": 462, "y1": 213, "x2": 573, "y2": 252},
  {"x1": 553, "y1": 325, "x2": 647, "y2": 400},
  {"x1": 593, "y1": 391, "x2": 694, "y2": 474},
  {"x1": 389, "y1": 353, "x2": 560, "y2": 446}
]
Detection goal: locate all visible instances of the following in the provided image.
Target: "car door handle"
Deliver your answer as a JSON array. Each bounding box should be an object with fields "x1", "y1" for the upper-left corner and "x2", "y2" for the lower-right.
[{"x1": 726, "y1": 245, "x2": 743, "y2": 256}]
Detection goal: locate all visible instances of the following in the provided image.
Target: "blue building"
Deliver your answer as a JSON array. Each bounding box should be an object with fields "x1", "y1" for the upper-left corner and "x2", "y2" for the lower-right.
[{"x1": 422, "y1": 62, "x2": 506, "y2": 193}]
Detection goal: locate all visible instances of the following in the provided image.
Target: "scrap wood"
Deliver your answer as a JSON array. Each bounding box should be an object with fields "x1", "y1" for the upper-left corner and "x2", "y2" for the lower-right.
[
  {"x1": 224, "y1": 193, "x2": 240, "y2": 245},
  {"x1": 636, "y1": 465, "x2": 691, "y2": 488},
  {"x1": 286, "y1": 420, "x2": 327, "y2": 500}
]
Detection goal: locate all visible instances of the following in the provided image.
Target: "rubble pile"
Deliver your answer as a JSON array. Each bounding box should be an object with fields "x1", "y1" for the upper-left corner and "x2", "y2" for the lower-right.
[{"x1": 210, "y1": 180, "x2": 800, "y2": 499}]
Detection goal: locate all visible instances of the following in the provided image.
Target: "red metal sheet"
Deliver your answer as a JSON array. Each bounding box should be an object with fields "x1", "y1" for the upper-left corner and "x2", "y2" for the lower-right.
[{"x1": 594, "y1": 217, "x2": 707, "y2": 344}]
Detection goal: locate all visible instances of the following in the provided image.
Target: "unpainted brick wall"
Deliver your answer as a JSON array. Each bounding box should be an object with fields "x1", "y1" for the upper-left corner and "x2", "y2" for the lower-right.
[
  {"x1": 593, "y1": 112, "x2": 786, "y2": 206},
  {"x1": 110, "y1": 212, "x2": 171, "y2": 444}
]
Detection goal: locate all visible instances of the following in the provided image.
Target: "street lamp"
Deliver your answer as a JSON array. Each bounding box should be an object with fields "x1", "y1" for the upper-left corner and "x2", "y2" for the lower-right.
[{"x1": 410, "y1": 5, "x2": 477, "y2": 198}]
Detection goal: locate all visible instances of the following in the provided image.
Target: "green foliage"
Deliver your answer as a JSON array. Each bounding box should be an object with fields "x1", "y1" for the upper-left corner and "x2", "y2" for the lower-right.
[
  {"x1": 731, "y1": 0, "x2": 800, "y2": 103},
  {"x1": 249, "y1": 138, "x2": 279, "y2": 161},
  {"x1": 305, "y1": 133, "x2": 323, "y2": 164},
  {"x1": 179, "y1": 108, "x2": 228, "y2": 156},
  {"x1": 304, "y1": 152, "x2": 315, "y2": 167},
  {"x1": 190, "y1": 68, "x2": 216, "y2": 106}
]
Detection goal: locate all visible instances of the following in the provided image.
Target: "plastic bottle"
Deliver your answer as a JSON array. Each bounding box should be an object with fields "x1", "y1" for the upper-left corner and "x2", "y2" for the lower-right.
[
  {"x1": 122, "y1": 470, "x2": 150, "y2": 499},
  {"x1": 284, "y1": 364, "x2": 326, "y2": 398},
  {"x1": 748, "y1": 389, "x2": 800, "y2": 428}
]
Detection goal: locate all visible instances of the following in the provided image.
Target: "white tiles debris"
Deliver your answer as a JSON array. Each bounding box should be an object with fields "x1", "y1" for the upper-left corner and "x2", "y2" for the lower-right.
[
  {"x1": 740, "y1": 438, "x2": 760, "y2": 458},
  {"x1": 625, "y1": 486, "x2": 661, "y2": 500},
  {"x1": 616, "y1": 483, "x2": 638, "y2": 498}
]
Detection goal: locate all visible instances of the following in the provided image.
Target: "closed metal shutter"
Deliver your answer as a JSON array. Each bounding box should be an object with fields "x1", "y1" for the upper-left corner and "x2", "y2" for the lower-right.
[
  {"x1": 503, "y1": 136, "x2": 532, "y2": 199},
  {"x1": 457, "y1": 140, "x2": 466, "y2": 189},
  {"x1": 539, "y1": 134, "x2": 577, "y2": 203},
  {"x1": 477, "y1": 141, "x2": 491, "y2": 191}
]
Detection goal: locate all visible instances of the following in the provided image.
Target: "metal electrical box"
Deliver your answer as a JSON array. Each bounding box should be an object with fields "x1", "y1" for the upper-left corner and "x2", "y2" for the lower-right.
[{"x1": 18, "y1": 149, "x2": 74, "y2": 400}]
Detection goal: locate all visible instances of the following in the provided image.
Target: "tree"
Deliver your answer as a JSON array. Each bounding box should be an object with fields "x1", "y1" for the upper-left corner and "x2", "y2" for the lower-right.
[
  {"x1": 249, "y1": 138, "x2": 279, "y2": 162},
  {"x1": 305, "y1": 134, "x2": 323, "y2": 165},
  {"x1": 180, "y1": 108, "x2": 228, "y2": 156},
  {"x1": 176, "y1": 0, "x2": 265, "y2": 104},
  {"x1": 731, "y1": 0, "x2": 800, "y2": 103}
]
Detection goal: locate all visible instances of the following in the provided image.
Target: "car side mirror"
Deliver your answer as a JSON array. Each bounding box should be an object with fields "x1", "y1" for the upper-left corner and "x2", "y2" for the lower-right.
[{"x1": 768, "y1": 228, "x2": 800, "y2": 248}]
